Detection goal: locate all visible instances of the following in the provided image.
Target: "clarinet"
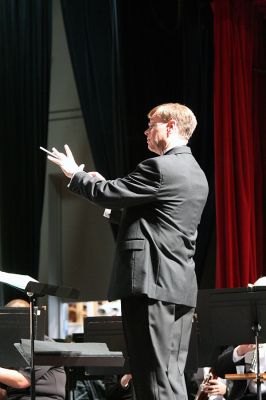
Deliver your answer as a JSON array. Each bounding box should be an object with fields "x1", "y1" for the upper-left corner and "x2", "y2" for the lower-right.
[{"x1": 195, "y1": 368, "x2": 217, "y2": 400}]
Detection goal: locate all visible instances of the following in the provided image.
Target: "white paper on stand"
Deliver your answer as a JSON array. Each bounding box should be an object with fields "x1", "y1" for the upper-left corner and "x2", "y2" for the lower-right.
[{"x1": 0, "y1": 271, "x2": 39, "y2": 290}]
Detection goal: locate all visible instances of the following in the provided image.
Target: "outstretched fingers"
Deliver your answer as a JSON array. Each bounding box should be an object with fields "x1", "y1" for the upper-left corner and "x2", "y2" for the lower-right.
[
  {"x1": 47, "y1": 155, "x2": 62, "y2": 166},
  {"x1": 64, "y1": 144, "x2": 75, "y2": 160}
]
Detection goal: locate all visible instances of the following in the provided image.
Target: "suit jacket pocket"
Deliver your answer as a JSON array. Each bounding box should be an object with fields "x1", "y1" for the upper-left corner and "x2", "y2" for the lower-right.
[{"x1": 119, "y1": 239, "x2": 145, "y2": 251}]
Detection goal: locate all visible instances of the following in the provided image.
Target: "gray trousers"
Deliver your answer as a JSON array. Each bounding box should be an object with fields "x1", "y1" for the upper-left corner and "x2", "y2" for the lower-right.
[{"x1": 121, "y1": 296, "x2": 194, "y2": 400}]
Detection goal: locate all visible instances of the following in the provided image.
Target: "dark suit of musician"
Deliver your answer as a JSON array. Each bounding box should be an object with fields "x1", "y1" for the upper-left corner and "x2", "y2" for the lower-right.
[
  {"x1": 215, "y1": 346, "x2": 266, "y2": 400},
  {"x1": 48, "y1": 103, "x2": 209, "y2": 400}
]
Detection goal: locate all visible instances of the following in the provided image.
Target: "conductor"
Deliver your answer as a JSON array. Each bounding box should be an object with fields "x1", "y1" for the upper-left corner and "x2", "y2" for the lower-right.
[{"x1": 46, "y1": 102, "x2": 209, "y2": 400}]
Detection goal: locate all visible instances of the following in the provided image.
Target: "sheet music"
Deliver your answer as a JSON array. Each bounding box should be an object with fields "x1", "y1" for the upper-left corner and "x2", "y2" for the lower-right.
[{"x1": 0, "y1": 271, "x2": 38, "y2": 290}]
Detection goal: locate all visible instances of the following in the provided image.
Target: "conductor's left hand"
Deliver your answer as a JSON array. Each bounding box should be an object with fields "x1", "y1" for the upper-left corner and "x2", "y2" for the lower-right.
[{"x1": 47, "y1": 144, "x2": 85, "y2": 178}]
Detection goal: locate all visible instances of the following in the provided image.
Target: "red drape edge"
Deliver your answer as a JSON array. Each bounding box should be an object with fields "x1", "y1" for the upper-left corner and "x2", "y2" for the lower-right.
[{"x1": 213, "y1": 0, "x2": 265, "y2": 288}]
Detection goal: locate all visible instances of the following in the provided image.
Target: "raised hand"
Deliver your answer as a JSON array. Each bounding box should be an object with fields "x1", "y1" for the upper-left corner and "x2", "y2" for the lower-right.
[{"x1": 47, "y1": 144, "x2": 85, "y2": 178}]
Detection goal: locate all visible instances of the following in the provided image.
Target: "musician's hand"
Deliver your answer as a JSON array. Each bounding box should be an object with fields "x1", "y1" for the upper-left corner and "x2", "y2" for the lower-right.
[
  {"x1": 120, "y1": 374, "x2": 132, "y2": 389},
  {"x1": 47, "y1": 144, "x2": 85, "y2": 179},
  {"x1": 237, "y1": 344, "x2": 256, "y2": 356},
  {"x1": 204, "y1": 379, "x2": 227, "y2": 396}
]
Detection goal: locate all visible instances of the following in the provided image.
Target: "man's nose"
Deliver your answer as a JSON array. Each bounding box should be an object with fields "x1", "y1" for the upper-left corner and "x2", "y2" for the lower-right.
[{"x1": 144, "y1": 128, "x2": 149, "y2": 136}]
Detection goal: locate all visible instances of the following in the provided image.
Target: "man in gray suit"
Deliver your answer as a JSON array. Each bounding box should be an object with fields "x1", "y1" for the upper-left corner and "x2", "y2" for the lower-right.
[{"x1": 47, "y1": 103, "x2": 209, "y2": 400}]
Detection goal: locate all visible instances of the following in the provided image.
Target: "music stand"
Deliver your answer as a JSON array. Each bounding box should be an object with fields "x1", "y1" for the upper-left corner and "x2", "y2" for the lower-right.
[
  {"x1": 15, "y1": 339, "x2": 124, "y2": 400},
  {"x1": 0, "y1": 307, "x2": 45, "y2": 368},
  {"x1": 197, "y1": 287, "x2": 266, "y2": 400},
  {"x1": 0, "y1": 271, "x2": 79, "y2": 400},
  {"x1": 84, "y1": 315, "x2": 129, "y2": 374}
]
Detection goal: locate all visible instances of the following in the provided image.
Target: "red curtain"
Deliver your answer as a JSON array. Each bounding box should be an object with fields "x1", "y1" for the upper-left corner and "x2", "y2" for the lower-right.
[{"x1": 213, "y1": 0, "x2": 266, "y2": 288}]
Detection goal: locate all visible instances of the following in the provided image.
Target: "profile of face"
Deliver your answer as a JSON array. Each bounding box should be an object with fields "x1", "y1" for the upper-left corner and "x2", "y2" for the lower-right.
[{"x1": 144, "y1": 116, "x2": 168, "y2": 155}]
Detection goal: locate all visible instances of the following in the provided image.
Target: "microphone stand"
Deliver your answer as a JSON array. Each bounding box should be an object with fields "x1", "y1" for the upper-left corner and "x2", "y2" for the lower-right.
[
  {"x1": 0, "y1": 273, "x2": 79, "y2": 400},
  {"x1": 252, "y1": 322, "x2": 262, "y2": 400}
]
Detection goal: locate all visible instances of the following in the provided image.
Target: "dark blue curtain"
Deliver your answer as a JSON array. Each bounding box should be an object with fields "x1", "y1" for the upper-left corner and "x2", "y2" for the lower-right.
[
  {"x1": 0, "y1": 0, "x2": 52, "y2": 302},
  {"x1": 61, "y1": 0, "x2": 129, "y2": 179}
]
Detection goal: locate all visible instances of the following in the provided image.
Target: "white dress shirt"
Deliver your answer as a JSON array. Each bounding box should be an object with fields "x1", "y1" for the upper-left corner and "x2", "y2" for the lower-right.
[{"x1": 233, "y1": 344, "x2": 266, "y2": 394}]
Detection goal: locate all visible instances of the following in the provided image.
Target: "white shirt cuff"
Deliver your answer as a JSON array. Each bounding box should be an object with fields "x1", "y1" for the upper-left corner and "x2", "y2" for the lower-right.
[
  {"x1": 67, "y1": 171, "x2": 80, "y2": 188},
  {"x1": 103, "y1": 209, "x2": 111, "y2": 219},
  {"x1": 233, "y1": 346, "x2": 245, "y2": 362}
]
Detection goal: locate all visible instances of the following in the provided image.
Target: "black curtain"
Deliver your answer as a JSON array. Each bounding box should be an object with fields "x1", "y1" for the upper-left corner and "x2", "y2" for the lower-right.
[
  {"x1": 118, "y1": 0, "x2": 215, "y2": 286},
  {"x1": 61, "y1": 0, "x2": 215, "y2": 287},
  {"x1": 181, "y1": 0, "x2": 215, "y2": 287},
  {"x1": 61, "y1": 0, "x2": 129, "y2": 179},
  {"x1": 0, "y1": 0, "x2": 52, "y2": 303}
]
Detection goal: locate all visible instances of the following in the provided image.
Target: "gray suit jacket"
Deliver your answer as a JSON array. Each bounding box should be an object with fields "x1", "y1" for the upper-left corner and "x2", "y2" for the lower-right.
[{"x1": 69, "y1": 146, "x2": 208, "y2": 306}]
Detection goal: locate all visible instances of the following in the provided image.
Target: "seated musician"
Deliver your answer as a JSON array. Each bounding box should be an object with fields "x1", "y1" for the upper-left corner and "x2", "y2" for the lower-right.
[
  {"x1": 215, "y1": 344, "x2": 266, "y2": 400},
  {"x1": 215, "y1": 277, "x2": 266, "y2": 400},
  {"x1": 0, "y1": 299, "x2": 66, "y2": 400},
  {"x1": 193, "y1": 367, "x2": 227, "y2": 400}
]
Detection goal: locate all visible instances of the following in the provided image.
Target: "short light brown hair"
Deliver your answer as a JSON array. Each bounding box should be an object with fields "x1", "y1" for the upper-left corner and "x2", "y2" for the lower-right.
[
  {"x1": 5, "y1": 299, "x2": 30, "y2": 307},
  {"x1": 148, "y1": 103, "x2": 197, "y2": 140}
]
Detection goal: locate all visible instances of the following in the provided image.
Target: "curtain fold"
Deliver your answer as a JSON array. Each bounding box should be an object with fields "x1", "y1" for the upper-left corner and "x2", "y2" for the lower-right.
[
  {"x1": 213, "y1": 0, "x2": 265, "y2": 288},
  {"x1": 60, "y1": 0, "x2": 129, "y2": 179},
  {"x1": 0, "y1": 0, "x2": 52, "y2": 302}
]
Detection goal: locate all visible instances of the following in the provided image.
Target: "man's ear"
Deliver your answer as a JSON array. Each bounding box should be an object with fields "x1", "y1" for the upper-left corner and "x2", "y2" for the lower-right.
[{"x1": 166, "y1": 119, "x2": 176, "y2": 135}]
